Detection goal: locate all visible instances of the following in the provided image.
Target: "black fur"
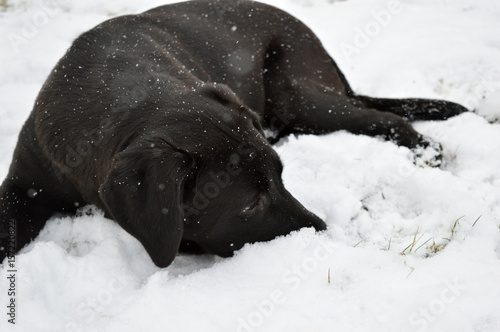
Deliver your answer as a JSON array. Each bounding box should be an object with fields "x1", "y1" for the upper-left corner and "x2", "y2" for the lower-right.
[{"x1": 0, "y1": 0, "x2": 467, "y2": 267}]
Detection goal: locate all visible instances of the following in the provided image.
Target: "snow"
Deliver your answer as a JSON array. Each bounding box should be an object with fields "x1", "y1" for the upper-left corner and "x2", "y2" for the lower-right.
[{"x1": 1, "y1": 0, "x2": 500, "y2": 331}]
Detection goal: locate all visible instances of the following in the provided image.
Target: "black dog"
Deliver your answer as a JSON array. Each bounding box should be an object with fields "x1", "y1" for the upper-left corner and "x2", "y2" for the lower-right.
[{"x1": 0, "y1": 0, "x2": 466, "y2": 267}]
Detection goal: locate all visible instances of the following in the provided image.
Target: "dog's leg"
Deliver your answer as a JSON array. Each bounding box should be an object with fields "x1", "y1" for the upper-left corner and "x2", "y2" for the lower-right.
[
  {"x1": 326, "y1": 55, "x2": 468, "y2": 122},
  {"x1": 0, "y1": 178, "x2": 55, "y2": 263},
  {"x1": 264, "y1": 81, "x2": 430, "y2": 149},
  {"x1": 0, "y1": 116, "x2": 81, "y2": 262},
  {"x1": 262, "y1": 40, "x2": 444, "y2": 151},
  {"x1": 354, "y1": 95, "x2": 468, "y2": 121}
]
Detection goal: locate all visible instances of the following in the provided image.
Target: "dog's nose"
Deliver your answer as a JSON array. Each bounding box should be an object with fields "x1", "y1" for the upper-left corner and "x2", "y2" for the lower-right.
[
  {"x1": 303, "y1": 211, "x2": 327, "y2": 232},
  {"x1": 311, "y1": 216, "x2": 327, "y2": 232},
  {"x1": 281, "y1": 189, "x2": 327, "y2": 232},
  {"x1": 314, "y1": 219, "x2": 327, "y2": 231}
]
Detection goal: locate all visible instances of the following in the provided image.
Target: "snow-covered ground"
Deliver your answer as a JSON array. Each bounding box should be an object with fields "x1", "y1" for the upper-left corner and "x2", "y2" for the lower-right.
[{"x1": 1, "y1": 0, "x2": 500, "y2": 331}]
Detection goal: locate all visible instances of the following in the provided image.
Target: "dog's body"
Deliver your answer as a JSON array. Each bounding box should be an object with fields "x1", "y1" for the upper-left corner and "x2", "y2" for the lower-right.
[{"x1": 0, "y1": 0, "x2": 466, "y2": 267}]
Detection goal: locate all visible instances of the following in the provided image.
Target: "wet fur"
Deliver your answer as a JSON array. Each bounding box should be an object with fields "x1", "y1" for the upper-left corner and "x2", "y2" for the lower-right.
[{"x1": 0, "y1": 0, "x2": 466, "y2": 267}]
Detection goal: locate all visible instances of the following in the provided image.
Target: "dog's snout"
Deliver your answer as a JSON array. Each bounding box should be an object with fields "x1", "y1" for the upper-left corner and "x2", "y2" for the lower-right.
[
  {"x1": 313, "y1": 218, "x2": 327, "y2": 232},
  {"x1": 290, "y1": 208, "x2": 327, "y2": 232},
  {"x1": 306, "y1": 214, "x2": 327, "y2": 232},
  {"x1": 279, "y1": 191, "x2": 327, "y2": 233}
]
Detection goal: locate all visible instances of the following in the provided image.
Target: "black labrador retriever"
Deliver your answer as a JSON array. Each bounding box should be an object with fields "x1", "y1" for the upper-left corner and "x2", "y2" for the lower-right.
[{"x1": 0, "y1": 0, "x2": 466, "y2": 267}]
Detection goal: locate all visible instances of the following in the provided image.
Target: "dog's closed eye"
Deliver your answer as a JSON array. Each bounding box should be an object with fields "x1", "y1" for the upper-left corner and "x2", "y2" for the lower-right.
[{"x1": 241, "y1": 195, "x2": 267, "y2": 215}]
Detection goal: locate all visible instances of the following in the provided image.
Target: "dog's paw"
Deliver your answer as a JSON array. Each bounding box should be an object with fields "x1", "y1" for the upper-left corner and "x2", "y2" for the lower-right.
[{"x1": 410, "y1": 138, "x2": 443, "y2": 168}]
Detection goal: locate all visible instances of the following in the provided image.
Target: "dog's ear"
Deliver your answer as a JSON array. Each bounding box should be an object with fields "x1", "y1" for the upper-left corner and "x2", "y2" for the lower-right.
[
  {"x1": 199, "y1": 82, "x2": 264, "y2": 132},
  {"x1": 99, "y1": 136, "x2": 194, "y2": 268},
  {"x1": 199, "y1": 82, "x2": 243, "y2": 107}
]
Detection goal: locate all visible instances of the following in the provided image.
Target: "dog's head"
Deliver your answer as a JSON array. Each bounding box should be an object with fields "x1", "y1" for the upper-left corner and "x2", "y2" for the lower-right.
[{"x1": 99, "y1": 84, "x2": 326, "y2": 267}]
